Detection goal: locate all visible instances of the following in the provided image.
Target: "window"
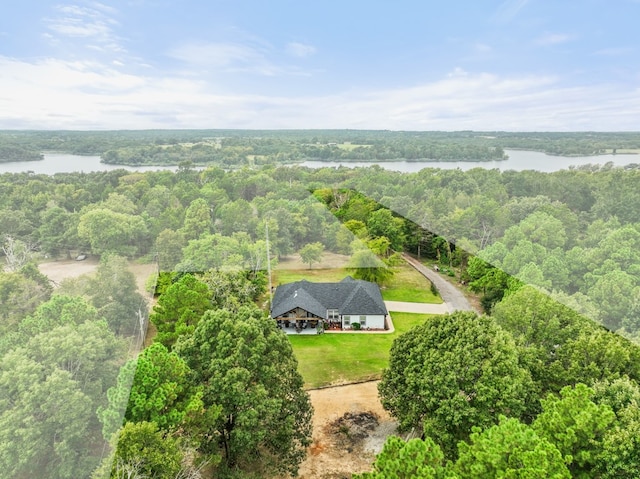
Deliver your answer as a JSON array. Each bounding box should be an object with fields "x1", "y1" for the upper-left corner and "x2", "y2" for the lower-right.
[
  {"x1": 360, "y1": 315, "x2": 367, "y2": 327},
  {"x1": 327, "y1": 309, "x2": 339, "y2": 321},
  {"x1": 343, "y1": 315, "x2": 350, "y2": 326}
]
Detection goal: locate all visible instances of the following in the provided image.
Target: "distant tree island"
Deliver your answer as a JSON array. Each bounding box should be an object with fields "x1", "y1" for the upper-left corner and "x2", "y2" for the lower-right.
[{"x1": 0, "y1": 130, "x2": 638, "y2": 167}]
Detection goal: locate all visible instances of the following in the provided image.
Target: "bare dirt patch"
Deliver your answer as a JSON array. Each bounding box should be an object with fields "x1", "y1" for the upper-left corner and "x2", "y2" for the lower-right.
[
  {"x1": 299, "y1": 381, "x2": 397, "y2": 479},
  {"x1": 38, "y1": 258, "x2": 156, "y2": 298},
  {"x1": 38, "y1": 258, "x2": 101, "y2": 287}
]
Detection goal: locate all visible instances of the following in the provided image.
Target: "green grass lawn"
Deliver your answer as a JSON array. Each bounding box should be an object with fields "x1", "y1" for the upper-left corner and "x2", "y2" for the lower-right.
[
  {"x1": 275, "y1": 263, "x2": 442, "y2": 304},
  {"x1": 289, "y1": 312, "x2": 433, "y2": 388},
  {"x1": 273, "y1": 268, "x2": 349, "y2": 285},
  {"x1": 380, "y1": 264, "x2": 443, "y2": 303}
]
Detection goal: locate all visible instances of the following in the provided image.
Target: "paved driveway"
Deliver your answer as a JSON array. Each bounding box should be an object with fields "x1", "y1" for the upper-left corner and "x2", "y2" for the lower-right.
[
  {"x1": 384, "y1": 300, "x2": 449, "y2": 314},
  {"x1": 402, "y1": 253, "x2": 478, "y2": 313}
]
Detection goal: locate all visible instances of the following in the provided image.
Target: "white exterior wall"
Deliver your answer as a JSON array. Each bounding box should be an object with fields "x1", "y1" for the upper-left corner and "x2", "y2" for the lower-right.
[{"x1": 341, "y1": 314, "x2": 386, "y2": 330}]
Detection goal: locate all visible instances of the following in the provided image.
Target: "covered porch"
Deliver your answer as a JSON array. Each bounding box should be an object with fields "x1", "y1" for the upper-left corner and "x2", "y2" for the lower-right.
[{"x1": 278, "y1": 319, "x2": 325, "y2": 335}]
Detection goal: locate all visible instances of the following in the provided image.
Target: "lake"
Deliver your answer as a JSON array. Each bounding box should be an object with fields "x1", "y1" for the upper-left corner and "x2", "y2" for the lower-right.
[
  {"x1": 0, "y1": 153, "x2": 179, "y2": 175},
  {"x1": 0, "y1": 149, "x2": 638, "y2": 175},
  {"x1": 300, "y1": 149, "x2": 640, "y2": 173}
]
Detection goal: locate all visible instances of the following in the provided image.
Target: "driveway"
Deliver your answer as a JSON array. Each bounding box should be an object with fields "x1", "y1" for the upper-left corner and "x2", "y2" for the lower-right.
[
  {"x1": 384, "y1": 300, "x2": 449, "y2": 314},
  {"x1": 401, "y1": 253, "x2": 478, "y2": 313}
]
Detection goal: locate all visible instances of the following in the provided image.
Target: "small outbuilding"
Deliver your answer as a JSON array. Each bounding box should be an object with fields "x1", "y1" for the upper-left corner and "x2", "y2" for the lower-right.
[{"x1": 270, "y1": 276, "x2": 388, "y2": 334}]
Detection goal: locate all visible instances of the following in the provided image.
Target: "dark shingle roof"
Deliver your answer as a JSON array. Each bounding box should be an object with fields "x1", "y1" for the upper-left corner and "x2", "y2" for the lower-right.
[{"x1": 270, "y1": 276, "x2": 387, "y2": 318}]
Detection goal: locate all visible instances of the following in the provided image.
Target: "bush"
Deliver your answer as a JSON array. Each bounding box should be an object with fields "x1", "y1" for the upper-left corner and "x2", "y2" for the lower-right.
[{"x1": 352, "y1": 322, "x2": 361, "y2": 330}]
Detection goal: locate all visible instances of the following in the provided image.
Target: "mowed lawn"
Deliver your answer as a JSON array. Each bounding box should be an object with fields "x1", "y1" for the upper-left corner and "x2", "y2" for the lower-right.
[
  {"x1": 274, "y1": 261, "x2": 442, "y2": 304},
  {"x1": 380, "y1": 263, "x2": 443, "y2": 303},
  {"x1": 289, "y1": 312, "x2": 433, "y2": 389}
]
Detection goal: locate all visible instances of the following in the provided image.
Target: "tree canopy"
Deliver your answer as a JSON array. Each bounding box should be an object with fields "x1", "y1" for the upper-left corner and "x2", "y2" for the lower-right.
[
  {"x1": 379, "y1": 311, "x2": 531, "y2": 456},
  {"x1": 175, "y1": 305, "x2": 313, "y2": 476}
]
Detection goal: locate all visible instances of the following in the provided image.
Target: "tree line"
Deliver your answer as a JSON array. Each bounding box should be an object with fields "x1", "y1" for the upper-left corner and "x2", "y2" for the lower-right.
[{"x1": 3, "y1": 129, "x2": 640, "y2": 165}]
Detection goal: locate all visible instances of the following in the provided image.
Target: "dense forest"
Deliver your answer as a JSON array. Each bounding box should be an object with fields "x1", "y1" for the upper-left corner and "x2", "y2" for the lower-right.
[
  {"x1": 2, "y1": 130, "x2": 640, "y2": 166},
  {"x1": 1, "y1": 143, "x2": 639, "y2": 477}
]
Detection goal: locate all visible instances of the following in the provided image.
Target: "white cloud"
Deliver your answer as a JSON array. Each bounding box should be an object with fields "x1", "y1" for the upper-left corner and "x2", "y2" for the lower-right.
[
  {"x1": 286, "y1": 42, "x2": 316, "y2": 58},
  {"x1": 44, "y1": 3, "x2": 124, "y2": 53},
  {"x1": 167, "y1": 41, "x2": 313, "y2": 77},
  {"x1": 594, "y1": 46, "x2": 634, "y2": 56},
  {"x1": 535, "y1": 32, "x2": 574, "y2": 46},
  {"x1": 168, "y1": 42, "x2": 264, "y2": 69},
  {"x1": 1, "y1": 55, "x2": 640, "y2": 131}
]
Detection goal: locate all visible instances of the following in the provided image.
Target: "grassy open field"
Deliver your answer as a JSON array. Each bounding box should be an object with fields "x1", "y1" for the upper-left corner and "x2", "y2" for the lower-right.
[
  {"x1": 335, "y1": 143, "x2": 371, "y2": 151},
  {"x1": 289, "y1": 312, "x2": 433, "y2": 388}
]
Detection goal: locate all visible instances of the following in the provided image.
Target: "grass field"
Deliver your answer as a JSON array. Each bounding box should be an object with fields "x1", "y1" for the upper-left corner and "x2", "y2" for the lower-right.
[
  {"x1": 289, "y1": 312, "x2": 433, "y2": 388},
  {"x1": 380, "y1": 264, "x2": 443, "y2": 303},
  {"x1": 274, "y1": 261, "x2": 442, "y2": 304},
  {"x1": 273, "y1": 267, "x2": 349, "y2": 285}
]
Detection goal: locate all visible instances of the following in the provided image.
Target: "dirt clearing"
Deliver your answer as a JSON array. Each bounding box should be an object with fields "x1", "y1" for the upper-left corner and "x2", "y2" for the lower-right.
[
  {"x1": 38, "y1": 258, "x2": 156, "y2": 297},
  {"x1": 299, "y1": 381, "x2": 397, "y2": 479}
]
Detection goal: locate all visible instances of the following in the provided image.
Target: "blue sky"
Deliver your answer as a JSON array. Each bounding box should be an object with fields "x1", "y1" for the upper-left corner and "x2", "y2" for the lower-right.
[{"x1": 1, "y1": 0, "x2": 639, "y2": 130}]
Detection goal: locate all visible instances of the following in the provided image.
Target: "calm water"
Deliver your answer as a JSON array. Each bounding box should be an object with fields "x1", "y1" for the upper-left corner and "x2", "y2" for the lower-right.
[
  {"x1": 0, "y1": 149, "x2": 638, "y2": 175},
  {"x1": 300, "y1": 149, "x2": 640, "y2": 173},
  {"x1": 0, "y1": 153, "x2": 178, "y2": 175}
]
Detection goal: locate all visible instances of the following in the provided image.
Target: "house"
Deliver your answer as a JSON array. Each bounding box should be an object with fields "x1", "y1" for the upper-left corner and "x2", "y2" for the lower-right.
[{"x1": 270, "y1": 276, "x2": 388, "y2": 334}]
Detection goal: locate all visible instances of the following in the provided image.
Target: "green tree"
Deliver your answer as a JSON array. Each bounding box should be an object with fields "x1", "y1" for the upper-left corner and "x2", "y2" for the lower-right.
[
  {"x1": 99, "y1": 343, "x2": 204, "y2": 439},
  {"x1": 200, "y1": 269, "x2": 266, "y2": 312},
  {"x1": 38, "y1": 206, "x2": 79, "y2": 257},
  {"x1": 367, "y1": 208, "x2": 406, "y2": 250},
  {"x1": 87, "y1": 255, "x2": 149, "y2": 337},
  {"x1": 155, "y1": 228, "x2": 185, "y2": 271},
  {"x1": 0, "y1": 320, "x2": 123, "y2": 479},
  {"x1": 18, "y1": 294, "x2": 98, "y2": 338},
  {"x1": 175, "y1": 306, "x2": 313, "y2": 476},
  {"x1": 77, "y1": 208, "x2": 149, "y2": 257},
  {"x1": 150, "y1": 274, "x2": 211, "y2": 349},
  {"x1": 0, "y1": 270, "x2": 51, "y2": 333},
  {"x1": 179, "y1": 233, "x2": 242, "y2": 272},
  {"x1": 353, "y1": 436, "x2": 450, "y2": 479},
  {"x1": 347, "y1": 247, "x2": 394, "y2": 285},
  {"x1": 533, "y1": 383, "x2": 616, "y2": 478},
  {"x1": 588, "y1": 269, "x2": 639, "y2": 331},
  {"x1": 379, "y1": 312, "x2": 531, "y2": 457},
  {"x1": 454, "y1": 416, "x2": 570, "y2": 479},
  {"x1": 0, "y1": 357, "x2": 97, "y2": 479},
  {"x1": 596, "y1": 403, "x2": 640, "y2": 479},
  {"x1": 180, "y1": 197, "x2": 213, "y2": 241},
  {"x1": 592, "y1": 377, "x2": 640, "y2": 478},
  {"x1": 299, "y1": 242, "x2": 324, "y2": 269},
  {"x1": 492, "y1": 286, "x2": 587, "y2": 398},
  {"x1": 466, "y1": 256, "x2": 521, "y2": 312},
  {"x1": 344, "y1": 219, "x2": 368, "y2": 239},
  {"x1": 108, "y1": 422, "x2": 183, "y2": 479}
]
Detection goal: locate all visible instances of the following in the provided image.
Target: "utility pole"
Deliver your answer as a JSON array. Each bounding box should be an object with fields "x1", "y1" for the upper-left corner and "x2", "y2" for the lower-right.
[{"x1": 266, "y1": 220, "x2": 273, "y2": 307}]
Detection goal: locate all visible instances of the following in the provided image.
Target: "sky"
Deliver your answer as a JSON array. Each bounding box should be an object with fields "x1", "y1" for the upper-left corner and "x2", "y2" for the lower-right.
[{"x1": 0, "y1": 0, "x2": 639, "y2": 130}]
